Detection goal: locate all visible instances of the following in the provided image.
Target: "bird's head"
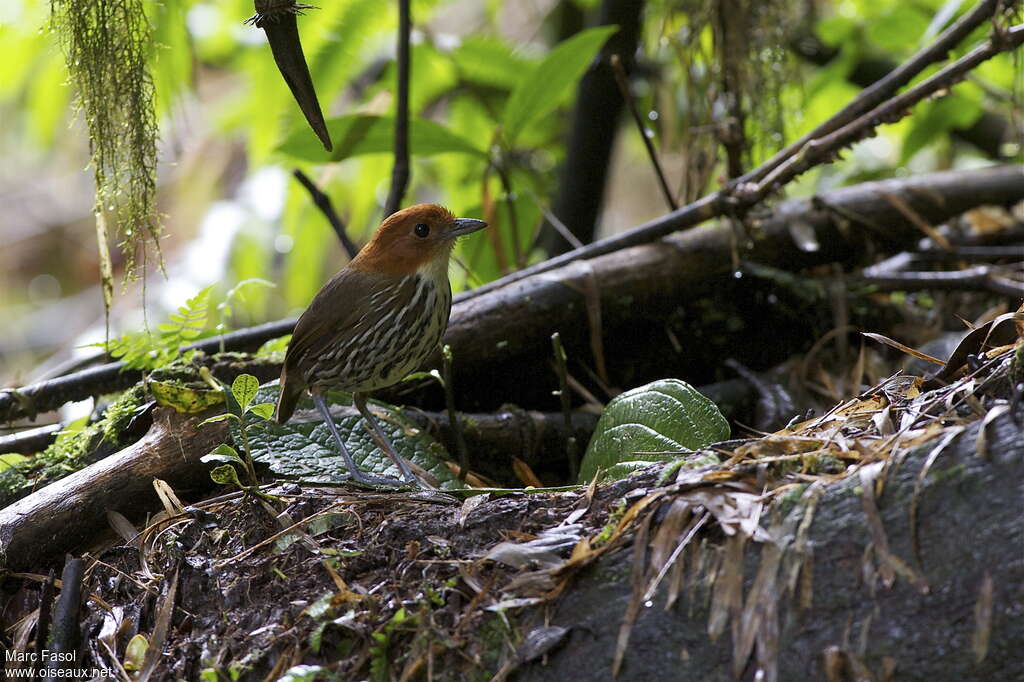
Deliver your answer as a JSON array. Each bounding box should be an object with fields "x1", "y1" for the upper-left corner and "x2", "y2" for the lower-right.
[{"x1": 350, "y1": 204, "x2": 487, "y2": 277}]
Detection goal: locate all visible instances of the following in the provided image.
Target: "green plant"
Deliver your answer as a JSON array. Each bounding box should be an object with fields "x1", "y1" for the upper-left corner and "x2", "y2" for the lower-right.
[
  {"x1": 101, "y1": 285, "x2": 214, "y2": 370},
  {"x1": 215, "y1": 278, "x2": 275, "y2": 350},
  {"x1": 200, "y1": 373, "x2": 275, "y2": 487}
]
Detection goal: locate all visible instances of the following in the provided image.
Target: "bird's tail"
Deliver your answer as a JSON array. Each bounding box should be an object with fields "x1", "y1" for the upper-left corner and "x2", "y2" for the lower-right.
[{"x1": 275, "y1": 373, "x2": 304, "y2": 424}]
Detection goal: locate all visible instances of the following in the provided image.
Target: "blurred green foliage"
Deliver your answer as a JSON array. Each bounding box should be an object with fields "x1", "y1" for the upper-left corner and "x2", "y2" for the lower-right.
[{"x1": 0, "y1": 0, "x2": 1019, "y2": 342}]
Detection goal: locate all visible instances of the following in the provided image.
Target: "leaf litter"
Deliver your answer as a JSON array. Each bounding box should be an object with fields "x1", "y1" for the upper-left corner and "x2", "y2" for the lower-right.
[{"x1": 1, "y1": 310, "x2": 1019, "y2": 680}]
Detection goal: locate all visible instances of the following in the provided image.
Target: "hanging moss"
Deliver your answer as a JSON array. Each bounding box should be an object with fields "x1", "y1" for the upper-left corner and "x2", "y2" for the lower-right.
[{"x1": 49, "y1": 0, "x2": 161, "y2": 295}]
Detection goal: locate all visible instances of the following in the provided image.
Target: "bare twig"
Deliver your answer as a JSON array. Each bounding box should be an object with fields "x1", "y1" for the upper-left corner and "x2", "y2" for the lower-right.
[
  {"x1": 745, "y1": 24, "x2": 1024, "y2": 203},
  {"x1": 440, "y1": 345, "x2": 470, "y2": 482},
  {"x1": 383, "y1": 0, "x2": 411, "y2": 217},
  {"x1": 610, "y1": 54, "x2": 678, "y2": 211},
  {"x1": 292, "y1": 170, "x2": 360, "y2": 259},
  {"x1": 551, "y1": 333, "x2": 579, "y2": 482},
  {"x1": 463, "y1": 22, "x2": 1024, "y2": 301},
  {"x1": 3, "y1": 166, "x2": 1022, "y2": 423}
]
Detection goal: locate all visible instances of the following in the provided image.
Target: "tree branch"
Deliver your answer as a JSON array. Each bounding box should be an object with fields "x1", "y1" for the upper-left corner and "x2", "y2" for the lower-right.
[
  {"x1": 383, "y1": 0, "x2": 411, "y2": 217},
  {"x1": 292, "y1": 170, "x2": 360, "y2": 259},
  {"x1": 742, "y1": 0, "x2": 1005, "y2": 186}
]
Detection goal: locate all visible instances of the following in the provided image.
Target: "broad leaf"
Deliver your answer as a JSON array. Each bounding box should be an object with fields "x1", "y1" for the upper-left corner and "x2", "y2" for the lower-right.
[
  {"x1": 231, "y1": 374, "x2": 259, "y2": 413},
  {"x1": 278, "y1": 115, "x2": 485, "y2": 164},
  {"x1": 248, "y1": 403, "x2": 276, "y2": 420},
  {"x1": 578, "y1": 379, "x2": 730, "y2": 483},
  {"x1": 201, "y1": 444, "x2": 244, "y2": 466},
  {"x1": 502, "y1": 25, "x2": 617, "y2": 145},
  {"x1": 237, "y1": 386, "x2": 465, "y2": 489}
]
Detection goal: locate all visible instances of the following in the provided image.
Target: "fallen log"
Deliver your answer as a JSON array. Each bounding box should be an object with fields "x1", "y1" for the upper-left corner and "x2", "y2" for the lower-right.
[{"x1": 0, "y1": 408, "x2": 227, "y2": 571}]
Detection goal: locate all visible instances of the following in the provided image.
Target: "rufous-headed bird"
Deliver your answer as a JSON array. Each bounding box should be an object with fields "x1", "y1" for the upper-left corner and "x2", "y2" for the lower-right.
[{"x1": 275, "y1": 204, "x2": 487, "y2": 488}]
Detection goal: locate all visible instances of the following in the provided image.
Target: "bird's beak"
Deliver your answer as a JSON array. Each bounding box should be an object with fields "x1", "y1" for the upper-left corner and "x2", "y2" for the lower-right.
[{"x1": 446, "y1": 218, "x2": 488, "y2": 238}]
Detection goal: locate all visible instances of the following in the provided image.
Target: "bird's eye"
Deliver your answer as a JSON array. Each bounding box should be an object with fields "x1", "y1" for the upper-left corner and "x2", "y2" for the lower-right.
[{"x1": 414, "y1": 223, "x2": 430, "y2": 238}]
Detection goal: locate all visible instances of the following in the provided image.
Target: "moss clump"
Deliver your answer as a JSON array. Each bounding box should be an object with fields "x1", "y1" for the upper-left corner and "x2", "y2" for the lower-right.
[
  {"x1": 0, "y1": 385, "x2": 148, "y2": 505},
  {"x1": 50, "y1": 0, "x2": 160, "y2": 285}
]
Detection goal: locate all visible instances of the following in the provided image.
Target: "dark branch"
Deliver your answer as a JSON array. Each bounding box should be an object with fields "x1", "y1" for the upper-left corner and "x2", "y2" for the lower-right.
[
  {"x1": 610, "y1": 54, "x2": 677, "y2": 211},
  {"x1": 383, "y1": 0, "x2": 411, "y2": 217},
  {"x1": 2, "y1": 166, "x2": 1022, "y2": 423},
  {"x1": 292, "y1": 169, "x2": 360, "y2": 259},
  {"x1": 542, "y1": 0, "x2": 646, "y2": 255},
  {"x1": 742, "y1": 0, "x2": 1004, "y2": 186}
]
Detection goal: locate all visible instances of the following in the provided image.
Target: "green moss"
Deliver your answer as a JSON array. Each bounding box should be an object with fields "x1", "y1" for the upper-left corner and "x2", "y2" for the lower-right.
[
  {"x1": 0, "y1": 384, "x2": 147, "y2": 504},
  {"x1": 51, "y1": 0, "x2": 160, "y2": 281},
  {"x1": 592, "y1": 499, "x2": 628, "y2": 547}
]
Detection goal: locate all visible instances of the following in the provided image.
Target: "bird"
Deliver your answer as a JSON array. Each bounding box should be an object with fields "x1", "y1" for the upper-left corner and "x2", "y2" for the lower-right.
[{"x1": 275, "y1": 204, "x2": 487, "y2": 488}]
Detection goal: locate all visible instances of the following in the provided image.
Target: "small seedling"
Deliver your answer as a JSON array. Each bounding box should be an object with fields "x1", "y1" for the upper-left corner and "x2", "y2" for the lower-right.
[{"x1": 200, "y1": 373, "x2": 275, "y2": 488}]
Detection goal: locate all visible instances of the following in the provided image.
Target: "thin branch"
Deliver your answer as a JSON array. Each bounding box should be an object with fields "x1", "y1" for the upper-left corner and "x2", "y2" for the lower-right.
[
  {"x1": 461, "y1": 23, "x2": 1024, "y2": 301},
  {"x1": 292, "y1": 169, "x2": 360, "y2": 259},
  {"x1": 610, "y1": 54, "x2": 678, "y2": 211},
  {"x1": 744, "y1": 24, "x2": 1024, "y2": 203},
  {"x1": 440, "y1": 345, "x2": 470, "y2": 482},
  {"x1": 551, "y1": 333, "x2": 579, "y2": 482},
  {"x1": 383, "y1": 0, "x2": 411, "y2": 217},
  {"x1": 860, "y1": 265, "x2": 1024, "y2": 298},
  {"x1": 740, "y1": 0, "x2": 1005, "y2": 186}
]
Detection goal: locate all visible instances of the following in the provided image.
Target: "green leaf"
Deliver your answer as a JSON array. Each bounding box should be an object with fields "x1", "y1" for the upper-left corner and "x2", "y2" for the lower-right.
[
  {"x1": 451, "y1": 36, "x2": 533, "y2": 90},
  {"x1": 865, "y1": 6, "x2": 928, "y2": 51},
  {"x1": 231, "y1": 374, "x2": 259, "y2": 412},
  {"x1": 236, "y1": 385, "x2": 465, "y2": 489},
  {"x1": 210, "y1": 464, "x2": 243, "y2": 487},
  {"x1": 198, "y1": 413, "x2": 237, "y2": 426},
  {"x1": 900, "y1": 92, "x2": 983, "y2": 163},
  {"x1": 201, "y1": 443, "x2": 244, "y2": 466},
  {"x1": 502, "y1": 25, "x2": 618, "y2": 145},
  {"x1": 248, "y1": 403, "x2": 275, "y2": 420},
  {"x1": 278, "y1": 115, "x2": 486, "y2": 164},
  {"x1": 0, "y1": 453, "x2": 28, "y2": 471},
  {"x1": 578, "y1": 379, "x2": 730, "y2": 483}
]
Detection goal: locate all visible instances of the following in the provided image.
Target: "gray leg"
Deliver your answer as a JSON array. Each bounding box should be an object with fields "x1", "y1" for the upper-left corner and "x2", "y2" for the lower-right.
[
  {"x1": 312, "y1": 392, "x2": 404, "y2": 487},
  {"x1": 353, "y1": 392, "x2": 430, "y2": 489}
]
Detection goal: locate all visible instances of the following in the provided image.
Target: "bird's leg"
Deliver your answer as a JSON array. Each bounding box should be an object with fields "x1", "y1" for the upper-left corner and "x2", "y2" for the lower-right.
[
  {"x1": 353, "y1": 392, "x2": 430, "y2": 489},
  {"x1": 311, "y1": 392, "x2": 405, "y2": 487}
]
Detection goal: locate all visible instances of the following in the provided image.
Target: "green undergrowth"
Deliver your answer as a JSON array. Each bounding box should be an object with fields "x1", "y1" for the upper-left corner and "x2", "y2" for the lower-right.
[{"x1": 0, "y1": 384, "x2": 148, "y2": 506}]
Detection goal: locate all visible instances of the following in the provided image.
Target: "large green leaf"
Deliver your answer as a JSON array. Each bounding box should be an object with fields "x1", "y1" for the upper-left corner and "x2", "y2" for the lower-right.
[
  {"x1": 451, "y1": 36, "x2": 533, "y2": 90},
  {"x1": 578, "y1": 379, "x2": 730, "y2": 483},
  {"x1": 237, "y1": 386, "x2": 465, "y2": 489},
  {"x1": 502, "y1": 25, "x2": 618, "y2": 145},
  {"x1": 900, "y1": 91, "x2": 983, "y2": 163},
  {"x1": 278, "y1": 114, "x2": 486, "y2": 163}
]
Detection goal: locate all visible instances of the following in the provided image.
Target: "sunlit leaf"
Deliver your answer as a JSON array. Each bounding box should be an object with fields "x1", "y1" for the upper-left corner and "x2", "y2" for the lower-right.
[
  {"x1": 231, "y1": 374, "x2": 260, "y2": 412},
  {"x1": 502, "y1": 25, "x2": 617, "y2": 145}
]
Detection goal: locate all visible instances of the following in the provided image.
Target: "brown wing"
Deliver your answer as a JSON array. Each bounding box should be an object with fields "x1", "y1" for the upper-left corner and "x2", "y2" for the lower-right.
[{"x1": 276, "y1": 268, "x2": 407, "y2": 423}]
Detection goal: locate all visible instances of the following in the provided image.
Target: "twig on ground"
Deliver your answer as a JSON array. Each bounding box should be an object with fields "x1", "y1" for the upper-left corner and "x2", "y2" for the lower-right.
[
  {"x1": 551, "y1": 333, "x2": 580, "y2": 482},
  {"x1": 441, "y1": 345, "x2": 470, "y2": 482}
]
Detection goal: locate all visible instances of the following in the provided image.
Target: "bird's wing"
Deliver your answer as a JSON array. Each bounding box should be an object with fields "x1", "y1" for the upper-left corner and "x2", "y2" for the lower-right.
[{"x1": 282, "y1": 268, "x2": 421, "y2": 379}]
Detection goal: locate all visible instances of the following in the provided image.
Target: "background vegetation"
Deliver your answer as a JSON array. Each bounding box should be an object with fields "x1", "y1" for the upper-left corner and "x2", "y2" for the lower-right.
[{"x1": 0, "y1": 0, "x2": 1020, "y2": 384}]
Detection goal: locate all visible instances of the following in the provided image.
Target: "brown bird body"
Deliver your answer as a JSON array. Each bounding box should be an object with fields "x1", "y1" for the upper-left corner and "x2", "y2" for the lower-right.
[{"x1": 276, "y1": 204, "x2": 486, "y2": 487}]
